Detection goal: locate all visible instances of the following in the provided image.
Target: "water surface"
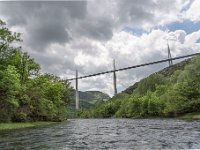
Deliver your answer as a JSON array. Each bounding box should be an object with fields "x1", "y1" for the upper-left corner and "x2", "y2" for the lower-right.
[{"x1": 0, "y1": 119, "x2": 200, "y2": 149}]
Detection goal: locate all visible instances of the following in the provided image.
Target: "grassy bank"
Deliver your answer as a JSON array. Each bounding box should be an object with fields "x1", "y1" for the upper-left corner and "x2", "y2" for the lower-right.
[
  {"x1": 178, "y1": 112, "x2": 200, "y2": 120},
  {"x1": 0, "y1": 122, "x2": 57, "y2": 131}
]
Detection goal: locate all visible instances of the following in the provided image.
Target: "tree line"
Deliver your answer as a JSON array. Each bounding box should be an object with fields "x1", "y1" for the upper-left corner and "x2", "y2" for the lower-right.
[{"x1": 0, "y1": 19, "x2": 72, "y2": 122}]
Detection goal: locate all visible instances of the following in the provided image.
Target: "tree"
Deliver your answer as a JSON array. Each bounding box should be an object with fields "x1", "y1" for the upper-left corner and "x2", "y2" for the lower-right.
[
  {"x1": 0, "y1": 66, "x2": 21, "y2": 122},
  {"x1": 19, "y1": 52, "x2": 40, "y2": 84},
  {"x1": 25, "y1": 75, "x2": 71, "y2": 121},
  {"x1": 0, "y1": 19, "x2": 21, "y2": 69}
]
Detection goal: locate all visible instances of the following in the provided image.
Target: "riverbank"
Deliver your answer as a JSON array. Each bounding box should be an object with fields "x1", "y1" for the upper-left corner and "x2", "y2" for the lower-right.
[
  {"x1": 1, "y1": 113, "x2": 199, "y2": 131},
  {"x1": 135, "y1": 112, "x2": 200, "y2": 120},
  {"x1": 0, "y1": 121, "x2": 58, "y2": 131},
  {"x1": 178, "y1": 112, "x2": 200, "y2": 120},
  {"x1": 74, "y1": 112, "x2": 200, "y2": 121}
]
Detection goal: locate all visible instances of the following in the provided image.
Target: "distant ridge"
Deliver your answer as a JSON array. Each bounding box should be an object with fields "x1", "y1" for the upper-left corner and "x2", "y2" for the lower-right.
[{"x1": 68, "y1": 90, "x2": 110, "y2": 109}]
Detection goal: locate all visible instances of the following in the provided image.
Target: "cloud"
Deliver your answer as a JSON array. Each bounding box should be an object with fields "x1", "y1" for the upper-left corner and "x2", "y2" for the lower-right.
[
  {"x1": 116, "y1": 0, "x2": 186, "y2": 29},
  {"x1": 0, "y1": 1, "x2": 88, "y2": 50},
  {"x1": 184, "y1": 0, "x2": 200, "y2": 22}
]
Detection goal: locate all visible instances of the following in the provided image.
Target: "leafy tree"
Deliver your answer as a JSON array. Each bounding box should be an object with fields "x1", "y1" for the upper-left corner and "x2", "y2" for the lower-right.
[
  {"x1": 24, "y1": 74, "x2": 71, "y2": 121},
  {"x1": 0, "y1": 19, "x2": 21, "y2": 69},
  {"x1": 0, "y1": 65, "x2": 21, "y2": 122},
  {"x1": 19, "y1": 52, "x2": 40, "y2": 84}
]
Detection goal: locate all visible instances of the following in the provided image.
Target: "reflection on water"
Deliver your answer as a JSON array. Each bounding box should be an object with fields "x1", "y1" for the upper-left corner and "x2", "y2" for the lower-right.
[{"x1": 0, "y1": 119, "x2": 200, "y2": 149}]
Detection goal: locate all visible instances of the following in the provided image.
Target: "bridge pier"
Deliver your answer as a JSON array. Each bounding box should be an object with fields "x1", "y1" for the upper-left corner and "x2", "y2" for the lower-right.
[
  {"x1": 75, "y1": 70, "x2": 79, "y2": 110},
  {"x1": 167, "y1": 43, "x2": 173, "y2": 66},
  {"x1": 113, "y1": 59, "x2": 117, "y2": 96}
]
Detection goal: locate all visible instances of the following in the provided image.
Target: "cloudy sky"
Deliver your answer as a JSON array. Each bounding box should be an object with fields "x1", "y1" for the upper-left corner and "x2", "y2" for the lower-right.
[{"x1": 0, "y1": 0, "x2": 200, "y2": 96}]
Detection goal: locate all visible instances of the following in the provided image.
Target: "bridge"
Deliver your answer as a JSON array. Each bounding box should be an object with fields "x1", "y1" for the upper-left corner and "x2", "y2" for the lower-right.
[{"x1": 67, "y1": 46, "x2": 200, "y2": 110}]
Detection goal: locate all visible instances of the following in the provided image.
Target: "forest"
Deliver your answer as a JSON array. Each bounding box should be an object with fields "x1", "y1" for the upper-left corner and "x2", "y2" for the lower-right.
[
  {"x1": 77, "y1": 56, "x2": 200, "y2": 118},
  {"x1": 0, "y1": 19, "x2": 72, "y2": 122}
]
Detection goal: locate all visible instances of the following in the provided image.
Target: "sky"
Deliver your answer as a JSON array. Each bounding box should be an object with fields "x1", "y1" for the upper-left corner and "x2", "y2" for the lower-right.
[{"x1": 0, "y1": 0, "x2": 200, "y2": 96}]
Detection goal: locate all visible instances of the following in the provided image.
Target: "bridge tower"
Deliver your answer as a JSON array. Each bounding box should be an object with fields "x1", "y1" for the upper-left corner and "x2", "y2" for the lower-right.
[
  {"x1": 167, "y1": 43, "x2": 173, "y2": 66},
  {"x1": 75, "y1": 70, "x2": 79, "y2": 110},
  {"x1": 113, "y1": 59, "x2": 117, "y2": 95}
]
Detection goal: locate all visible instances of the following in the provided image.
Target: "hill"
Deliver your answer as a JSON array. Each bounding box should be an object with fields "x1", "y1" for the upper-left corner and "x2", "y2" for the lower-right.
[
  {"x1": 123, "y1": 58, "x2": 192, "y2": 94},
  {"x1": 68, "y1": 90, "x2": 110, "y2": 109},
  {"x1": 67, "y1": 90, "x2": 110, "y2": 118}
]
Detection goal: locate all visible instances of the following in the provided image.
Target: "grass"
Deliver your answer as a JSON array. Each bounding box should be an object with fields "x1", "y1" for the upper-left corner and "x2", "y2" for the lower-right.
[
  {"x1": 0, "y1": 121, "x2": 57, "y2": 131},
  {"x1": 179, "y1": 112, "x2": 200, "y2": 120}
]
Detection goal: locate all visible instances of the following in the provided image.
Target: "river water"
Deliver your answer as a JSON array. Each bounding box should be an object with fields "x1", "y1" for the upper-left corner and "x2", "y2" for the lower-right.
[{"x1": 0, "y1": 119, "x2": 200, "y2": 149}]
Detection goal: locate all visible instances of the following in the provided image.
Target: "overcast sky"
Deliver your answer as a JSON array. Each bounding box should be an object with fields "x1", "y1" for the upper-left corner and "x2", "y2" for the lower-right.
[{"x1": 0, "y1": 0, "x2": 200, "y2": 96}]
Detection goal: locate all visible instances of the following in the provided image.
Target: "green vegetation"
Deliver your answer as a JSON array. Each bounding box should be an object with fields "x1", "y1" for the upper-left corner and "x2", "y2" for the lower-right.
[
  {"x1": 78, "y1": 56, "x2": 200, "y2": 119},
  {"x1": 0, "y1": 122, "x2": 56, "y2": 131},
  {"x1": 0, "y1": 19, "x2": 72, "y2": 123}
]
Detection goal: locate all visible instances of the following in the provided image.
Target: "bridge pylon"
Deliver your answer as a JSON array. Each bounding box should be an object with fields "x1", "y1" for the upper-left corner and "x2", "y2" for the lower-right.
[
  {"x1": 75, "y1": 70, "x2": 79, "y2": 110},
  {"x1": 113, "y1": 59, "x2": 117, "y2": 96}
]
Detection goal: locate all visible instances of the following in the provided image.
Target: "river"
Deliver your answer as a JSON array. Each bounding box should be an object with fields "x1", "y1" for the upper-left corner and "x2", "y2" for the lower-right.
[{"x1": 0, "y1": 119, "x2": 200, "y2": 149}]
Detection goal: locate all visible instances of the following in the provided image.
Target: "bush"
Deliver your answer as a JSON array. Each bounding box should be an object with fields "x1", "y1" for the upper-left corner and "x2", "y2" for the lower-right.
[{"x1": 13, "y1": 112, "x2": 28, "y2": 122}]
